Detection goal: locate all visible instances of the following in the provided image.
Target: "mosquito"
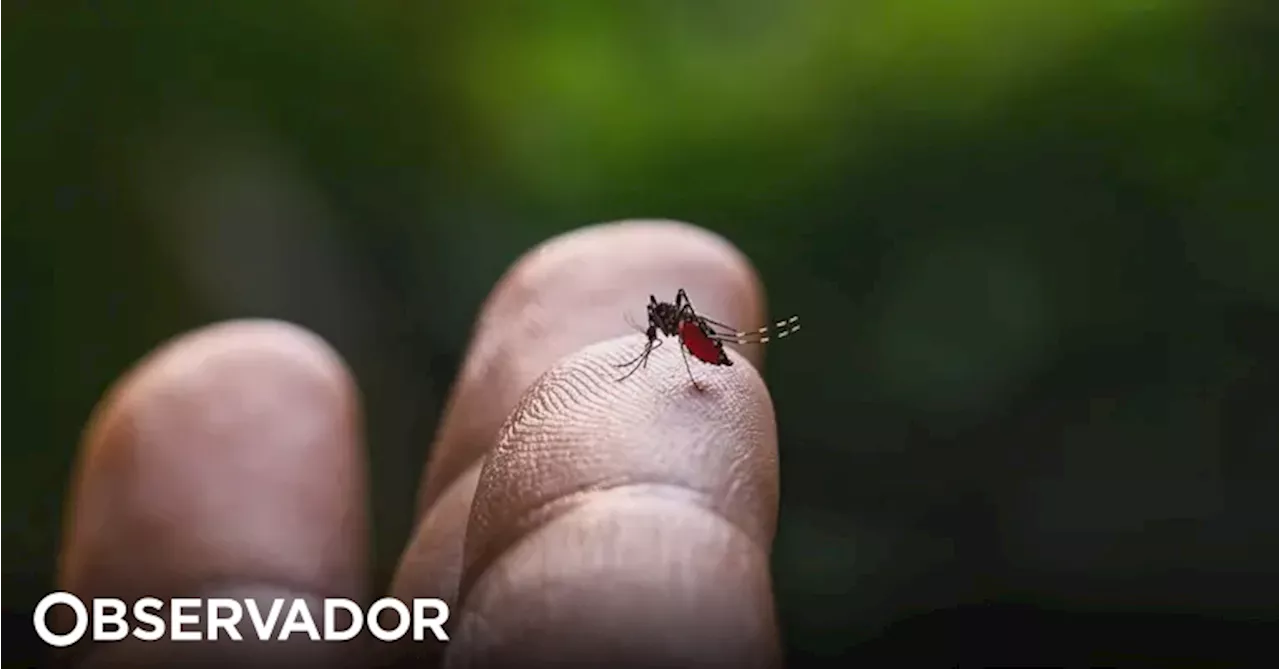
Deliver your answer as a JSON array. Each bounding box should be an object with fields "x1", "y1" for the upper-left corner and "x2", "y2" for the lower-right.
[{"x1": 614, "y1": 288, "x2": 801, "y2": 390}]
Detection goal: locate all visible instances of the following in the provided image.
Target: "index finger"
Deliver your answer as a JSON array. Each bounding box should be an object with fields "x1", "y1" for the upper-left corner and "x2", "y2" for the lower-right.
[
  {"x1": 389, "y1": 220, "x2": 779, "y2": 667},
  {"x1": 451, "y1": 335, "x2": 781, "y2": 669}
]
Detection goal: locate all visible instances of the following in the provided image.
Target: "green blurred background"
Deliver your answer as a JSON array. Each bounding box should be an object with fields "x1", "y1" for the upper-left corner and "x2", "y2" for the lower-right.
[{"x1": 4, "y1": 1, "x2": 1275, "y2": 665}]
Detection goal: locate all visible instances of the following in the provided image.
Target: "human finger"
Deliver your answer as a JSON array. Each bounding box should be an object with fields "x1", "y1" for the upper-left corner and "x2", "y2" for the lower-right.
[
  {"x1": 56, "y1": 320, "x2": 370, "y2": 668},
  {"x1": 416, "y1": 219, "x2": 767, "y2": 515},
  {"x1": 448, "y1": 336, "x2": 781, "y2": 669},
  {"x1": 389, "y1": 220, "x2": 766, "y2": 665}
]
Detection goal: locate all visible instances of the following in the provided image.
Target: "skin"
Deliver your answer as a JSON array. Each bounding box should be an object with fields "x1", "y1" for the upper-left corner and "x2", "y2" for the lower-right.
[{"x1": 55, "y1": 219, "x2": 782, "y2": 669}]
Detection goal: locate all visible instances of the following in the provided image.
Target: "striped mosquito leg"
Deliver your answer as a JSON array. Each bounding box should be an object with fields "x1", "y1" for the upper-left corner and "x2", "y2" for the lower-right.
[{"x1": 714, "y1": 315, "x2": 801, "y2": 344}]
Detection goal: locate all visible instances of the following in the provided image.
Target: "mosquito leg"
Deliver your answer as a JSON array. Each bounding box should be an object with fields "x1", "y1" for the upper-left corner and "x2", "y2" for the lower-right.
[
  {"x1": 615, "y1": 354, "x2": 647, "y2": 382},
  {"x1": 613, "y1": 342, "x2": 650, "y2": 369},
  {"x1": 705, "y1": 315, "x2": 801, "y2": 344},
  {"x1": 641, "y1": 337, "x2": 663, "y2": 369},
  {"x1": 614, "y1": 338, "x2": 662, "y2": 381},
  {"x1": 679, "y1": 340, "x2": 702, "y2": 391},
  {"x1": 678, "y1": 303, "x2": 698, "y2": 327},
  {"x1": 614, "y1": 343, "x2": 651, "y2": 378},
  {"x1": 614, "y1": 326, "x2": 660, "y2": 368}
]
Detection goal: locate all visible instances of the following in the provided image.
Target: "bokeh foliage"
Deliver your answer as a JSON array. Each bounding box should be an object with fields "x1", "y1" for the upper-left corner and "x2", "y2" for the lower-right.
[{"x1": 4, "y1": 0, "x2": 1275, "y2": 663}]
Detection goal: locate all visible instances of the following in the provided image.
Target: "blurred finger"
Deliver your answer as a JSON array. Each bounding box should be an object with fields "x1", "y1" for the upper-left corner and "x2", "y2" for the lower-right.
[
  {"x1": 57, "y1": 320, "x2": 369, "y2": 668},
  {"x1": 449, "y1": 337, "x2": 781, "y2": 669},
  {"x1": 389, "y1": 220, "x2": 766, "y2": 665}
]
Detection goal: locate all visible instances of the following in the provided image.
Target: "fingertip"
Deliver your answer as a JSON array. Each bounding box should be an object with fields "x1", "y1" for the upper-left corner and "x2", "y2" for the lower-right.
[
  {"x1": 464, "y1": 332, "x2": 781, "y2": 570},
  {"x1": 445, "y1": 335, "x2": 782, "y2": 667},
  {"x1": 61, "y1": 318, "x2": 369, "y2": 603},
  {"x1": 401, "y1": 220, "x2": 776, "y2": 666},
  {"x1": 461, "y1": 333, "x2": 781, "y2": 607},
  {"x1": 83, "y1": 319, "x2": 357, "y2": 440},
  {"x1": 505, "y1": 219, "x2": 768, "y2": 370},
  {"x1": 419, "y1": 218, "x2": 769, "y2": 512}
]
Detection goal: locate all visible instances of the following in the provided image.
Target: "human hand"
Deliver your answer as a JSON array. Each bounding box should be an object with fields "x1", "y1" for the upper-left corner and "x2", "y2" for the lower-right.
[{"x1": 55, "y1": 220, "x2": 783, "y2": 669}]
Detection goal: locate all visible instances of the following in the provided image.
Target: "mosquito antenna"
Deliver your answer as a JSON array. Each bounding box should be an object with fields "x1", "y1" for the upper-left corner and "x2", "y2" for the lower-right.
[{"x1": 623, "y1": 311, "x2": 647, "y2": 334}]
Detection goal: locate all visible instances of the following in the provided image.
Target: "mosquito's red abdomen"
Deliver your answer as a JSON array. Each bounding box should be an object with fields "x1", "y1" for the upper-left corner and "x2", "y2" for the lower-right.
[{"x1": 679, "y1": 319, "x2": 731, "y2": 366}]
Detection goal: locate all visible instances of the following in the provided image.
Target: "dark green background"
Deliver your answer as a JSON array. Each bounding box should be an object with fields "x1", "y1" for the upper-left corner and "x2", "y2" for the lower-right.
[{"x1": 4, "y1": 1, "x2": 1276, "y2": 665}]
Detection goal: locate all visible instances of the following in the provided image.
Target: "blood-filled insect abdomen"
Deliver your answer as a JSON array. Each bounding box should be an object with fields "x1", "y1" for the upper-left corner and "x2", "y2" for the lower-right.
[{"x1": 679, "y1": 320, "x2": 732, "y2": 366}]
